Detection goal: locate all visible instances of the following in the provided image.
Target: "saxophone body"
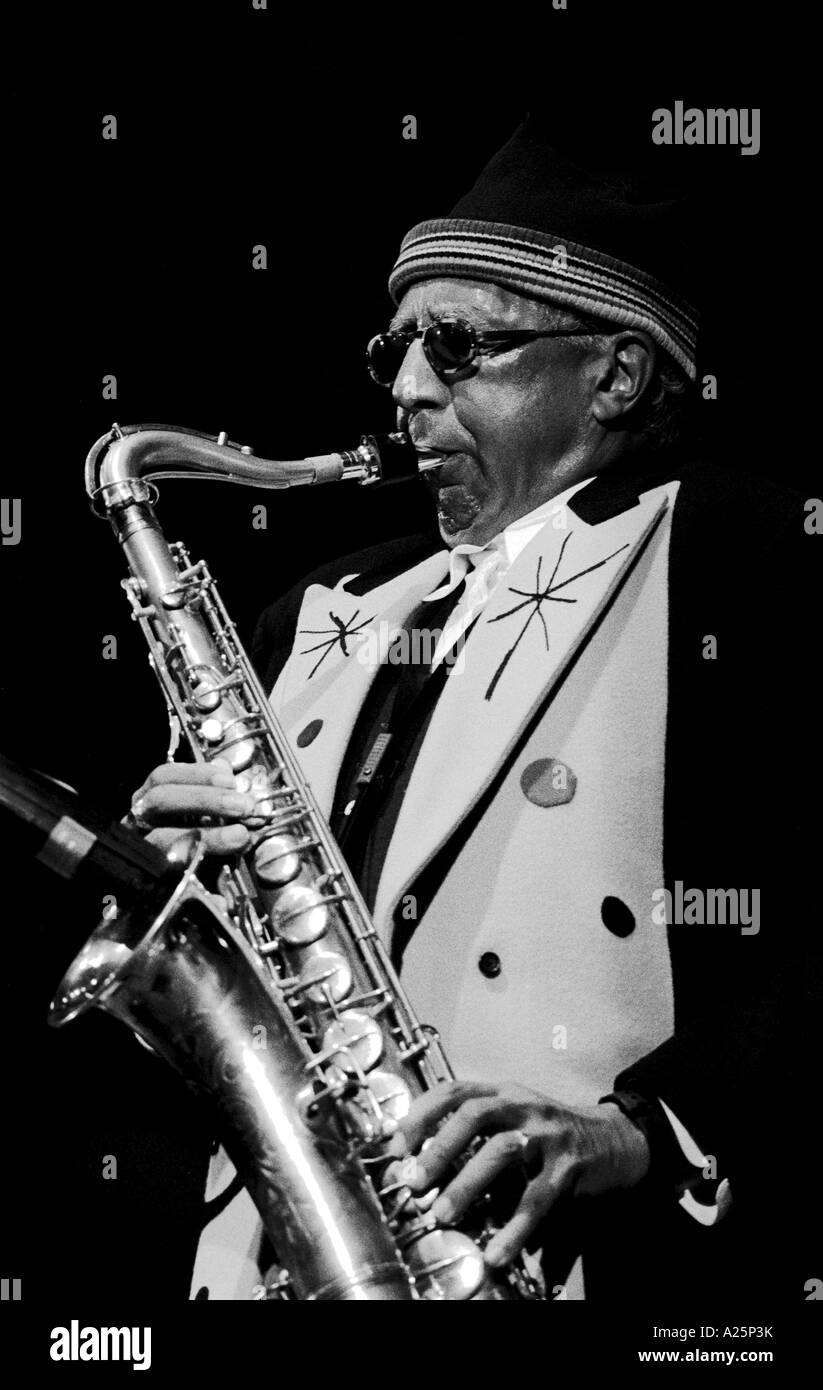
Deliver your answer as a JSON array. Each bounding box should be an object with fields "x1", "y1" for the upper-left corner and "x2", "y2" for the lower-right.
[{"x1": 51, "y1": 423, "x2": 542, "y2": 1302}]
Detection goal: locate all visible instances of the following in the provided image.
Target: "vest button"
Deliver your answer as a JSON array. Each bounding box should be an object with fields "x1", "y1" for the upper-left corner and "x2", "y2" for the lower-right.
[
  {"x1": 478, "y1": 951, "x2": 502, "y2": 979},
  {"x1": 297, "y1": 719, "x2": 323, "y2": 748},
  {"x1": 601, "y1": 896, "x2": 636, "y2": 938},
  {"x1": 520, "y1": 757, "x2": 577, "y2": 807}
]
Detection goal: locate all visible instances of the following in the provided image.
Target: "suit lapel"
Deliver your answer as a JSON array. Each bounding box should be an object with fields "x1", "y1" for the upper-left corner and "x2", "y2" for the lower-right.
[
  {"x1": 271, "y1": 551, "x2": 450, "y2": 815},
  {"x1": 373, "y1": 489, "x2": 671, "y2": 928}
]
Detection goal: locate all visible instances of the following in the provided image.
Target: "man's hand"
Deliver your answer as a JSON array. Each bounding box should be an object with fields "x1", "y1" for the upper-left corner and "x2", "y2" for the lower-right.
[
  {"x1": 387, "y1": 1080, "x2": 650, "y2": 1268},
  {"x1": 128, "y1": 760, "x2": 257, "y2": 855}
]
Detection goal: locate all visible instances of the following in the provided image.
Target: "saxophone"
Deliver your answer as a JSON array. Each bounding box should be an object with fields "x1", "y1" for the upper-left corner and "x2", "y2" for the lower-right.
[{"x1": 50, "y1": 423, "x2": 543, "y2": 1302}]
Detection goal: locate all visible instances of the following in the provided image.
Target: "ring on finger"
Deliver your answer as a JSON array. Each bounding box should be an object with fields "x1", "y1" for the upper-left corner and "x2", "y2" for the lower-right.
[
  {"x1": 512, "y1": 1128, "x2": 542, "y2": 1177},
  {"x1": 126, "y1": 794, "x2": 153, "y2": 834},
  {"x1": 512, "y1": 1129, "x2": 536, "y2": 1166}
]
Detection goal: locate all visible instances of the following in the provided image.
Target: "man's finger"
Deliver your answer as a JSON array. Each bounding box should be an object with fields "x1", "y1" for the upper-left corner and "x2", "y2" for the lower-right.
[
  {"x1": 404, "y1": 1094, "x2": 528, "y2": 1188},
  {"x1": 140, "y1": 760, "x2": 237, "y2": 791},
  {"x1": 430, "y1": 1129, "x2": 541, "y2": 1225},
  {"x1": 146, "y1": 825, "x2": 251, "y2": 855},
  {"x1": 135, "y1": 785, "x2": 257, "y2": 825},
  {"x1": 388, "y1": 1079, "x2": 500, "y2": 1157},
  {"x1": 483, "y1": 1176, "x2": 566, "y2": 1268}
]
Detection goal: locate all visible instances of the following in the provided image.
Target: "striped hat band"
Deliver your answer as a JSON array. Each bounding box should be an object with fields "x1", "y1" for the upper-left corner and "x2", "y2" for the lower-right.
[{"x1": 388, "y1": 218, "x2": 699, "y2": 381}]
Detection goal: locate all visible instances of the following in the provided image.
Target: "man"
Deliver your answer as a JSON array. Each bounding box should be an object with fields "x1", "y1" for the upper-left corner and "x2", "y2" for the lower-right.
[{"x1": 130, "y1": 119, "x2": 818, "y2": 1300}]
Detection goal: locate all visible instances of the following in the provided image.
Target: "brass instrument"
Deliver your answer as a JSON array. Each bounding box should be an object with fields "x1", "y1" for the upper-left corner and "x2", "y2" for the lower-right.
[{"x1": 51, "y1": 423, "x2": 542, "y2": 1301}]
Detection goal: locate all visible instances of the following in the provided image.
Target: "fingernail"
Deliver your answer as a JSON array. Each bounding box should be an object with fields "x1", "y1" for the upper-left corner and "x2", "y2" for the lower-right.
[
  {"x1": 211, "y1": 769, "x2": 237, "y2": 789},
  {"x1": 431, "y1": 1196, "x2": 453, "y2": 1224},
  {"x1": 484, "y1": 1239, "x2": 506, "y2": 1268},
  {"x1": 222, "y1": 793, "x2": 254, "y2": 815},
  {"x1": 223, "y1": 825, "x2": 250, "y2": 846},
  {"x1": 387, "y1": 1133, "x2": 407, "y2": 1159}
]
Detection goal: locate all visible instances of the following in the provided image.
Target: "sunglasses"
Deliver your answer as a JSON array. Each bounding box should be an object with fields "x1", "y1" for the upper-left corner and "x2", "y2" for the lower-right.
[{"x1": 366, "y1": 315, "x2": 596, "y2": 387}]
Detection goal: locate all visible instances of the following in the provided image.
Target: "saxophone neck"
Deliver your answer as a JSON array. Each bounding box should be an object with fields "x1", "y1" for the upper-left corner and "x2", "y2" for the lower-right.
[{"x1": 86, "y1": 423, "x2": 417, "y2": 504}]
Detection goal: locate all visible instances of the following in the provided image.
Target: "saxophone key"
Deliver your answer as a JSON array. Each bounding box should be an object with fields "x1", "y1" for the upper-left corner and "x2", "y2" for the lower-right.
[
  {"x1": 321, "y1": 1009, "x2": 383, "y2": 1074},
  {"x1": 403, "y1": 1229, "x2": 486, "y2": 1301},
  {"x1": 201, "y1": 726, "x2": 257, "y2": 772},
  {"x1": 365, "y1": 1069, "x2": 412, "y2": 1129},
  {"x1": 199, "y1": 717, "x2": 224, "y2": 744},
  {"x1": 160, "y1": 583, "x2": 189, "y2": 610},
  {"x1": 253, "y1": 833, "x2": 301, "y2": 886},
  {"x1": 220, "y1": 736, "x2": 257, "y2": 771},
  {"x1": 252, "y1": 1266, "x2": 293, "y2": 1301},
  {"x1": 297, "y1": 949, "x2": 353, "y2": 1005},
  {"x1": 191, "y1": 677, "x2": 222, "y2": 712},
  {"x1": 272, "y1": 882, "x2": 328, "y2": 945}
]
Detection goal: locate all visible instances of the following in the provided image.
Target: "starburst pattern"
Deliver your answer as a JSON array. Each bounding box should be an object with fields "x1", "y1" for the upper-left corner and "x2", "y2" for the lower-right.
[
  {"x1": 298, "y1": 609, "x2": 375, "y2": 678},
  {"x1": 484, "y1": 533, "x2": 630, "y2": 700}
]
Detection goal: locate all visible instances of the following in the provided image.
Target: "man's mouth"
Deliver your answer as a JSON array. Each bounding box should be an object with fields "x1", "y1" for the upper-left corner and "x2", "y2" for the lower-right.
[
  {"x1": 414, "y1": 446, "x2": 472, "y2": 485},
  {"x1": 414, "y1": 446, "x2": 452, "y2": 473}
]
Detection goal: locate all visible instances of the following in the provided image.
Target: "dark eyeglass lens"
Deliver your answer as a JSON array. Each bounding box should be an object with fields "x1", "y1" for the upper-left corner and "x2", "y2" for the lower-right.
[
  {"x1": 368, "y1": 333, "x2": 409, "y2": 384},
  {"x1": 427, "y1": 320, "x2": 475, "y2": 369}
]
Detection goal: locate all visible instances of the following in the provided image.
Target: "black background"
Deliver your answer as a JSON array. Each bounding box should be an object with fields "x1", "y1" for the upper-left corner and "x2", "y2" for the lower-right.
[
  {"x1": 3, "y1": 1, "x2": 818, "y2": 1350},
  {"x1": 14, "y1": 83, "x2": 793, "y2": 805}
]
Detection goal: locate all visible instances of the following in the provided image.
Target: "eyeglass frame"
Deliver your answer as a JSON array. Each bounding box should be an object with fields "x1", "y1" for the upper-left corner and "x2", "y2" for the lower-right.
[{"x1": 366, "y1": 314, "x2": 600, "y2": 386}]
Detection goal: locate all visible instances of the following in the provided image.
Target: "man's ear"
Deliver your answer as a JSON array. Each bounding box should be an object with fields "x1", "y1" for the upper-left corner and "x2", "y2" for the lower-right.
[{"x1": 590, "y1": 331, "x2": 657, "y2": 425}]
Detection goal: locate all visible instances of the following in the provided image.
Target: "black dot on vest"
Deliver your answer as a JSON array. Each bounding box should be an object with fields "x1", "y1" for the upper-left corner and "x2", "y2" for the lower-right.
[
  {"x1": 194, "y1": 1286, "x2": 210, "y2": 1300},
  {"x1": 478, "y1": 951, "x2": 502, "y2": 978},
  {"x1": 297, "y1": 719, "x2": 323, "y2": 748},
  {"x1": 601, "y1": 896, "x2": 636, "y2": 938}
]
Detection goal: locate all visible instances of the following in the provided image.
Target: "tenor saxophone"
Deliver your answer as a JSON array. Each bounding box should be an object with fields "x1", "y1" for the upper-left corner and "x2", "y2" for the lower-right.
[{"x1": 50, "y1": 423, "x2": 542, "y2": 1302}]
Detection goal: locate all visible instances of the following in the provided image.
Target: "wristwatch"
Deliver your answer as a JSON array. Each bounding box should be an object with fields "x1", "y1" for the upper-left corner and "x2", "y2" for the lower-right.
[{"x1": 600, "y1": 1089, "x2": 704, "y2": 1199}]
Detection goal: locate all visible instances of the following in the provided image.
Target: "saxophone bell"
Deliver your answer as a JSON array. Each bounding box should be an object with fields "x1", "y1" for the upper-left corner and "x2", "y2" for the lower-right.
[{"x1": 47, "y1": 823, "x2": 417, "y2": 1303}]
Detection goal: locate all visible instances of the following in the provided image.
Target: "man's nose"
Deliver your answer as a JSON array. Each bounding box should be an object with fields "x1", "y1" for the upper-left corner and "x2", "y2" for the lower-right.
[{"x1": 391, "y1": 338, "x2": 451, "y2": 412}]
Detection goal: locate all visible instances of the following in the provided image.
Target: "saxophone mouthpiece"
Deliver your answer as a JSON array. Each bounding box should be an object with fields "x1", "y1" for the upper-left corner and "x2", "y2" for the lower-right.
[
  {"x1": 415, "y1": 452, "x2": 449, "y2": 474},
  {"x1": 331, "y1": 431, "x2": 420, "y2": 487}
]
